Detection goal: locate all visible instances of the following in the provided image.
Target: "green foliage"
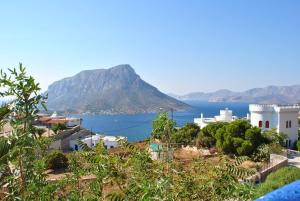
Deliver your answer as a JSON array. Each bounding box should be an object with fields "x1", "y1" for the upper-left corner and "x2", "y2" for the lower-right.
[
  {"x1": 151, "y1": 112, "x2": 175, "y2": 141},
  {"x1": 0, "y1": 64, "x2": 267, "y2": 200},
  {"x1": 297, "y1": 140, "x2": 300, "y2": 151},
  {"x1": 0, "y1": 63, "x2": 47, "y2": 134},
  {"x1": 262, "y1": 129, "x2": 287, "y2": 146},
  {"x1": 45, "y1": 150, "x2": 68, "y2": 170},
  {"x1": 31, "y1": 127, "x2": 46, "y2": 138},
  {"x1": 237, "y1": 140, "x2": 253, "y2": 156},
  {"x1": 0, "y1": 64, "x2": 51, "y2": 199},
  {"x1": 215, "y1": 120, "x2": 268, "y2": 156},
  {"x1": 196, "y1": 122, "x2": 227, "y2": 148},
  {"x1": 254, "y1": 167, "x2": 300, "y2": 199},
  {"x1": 171, "y1": 123, "x2": 200, "y2": 145},
  {"x1": 52, "y1": 123, "x2": 67, "y2": 134},
  {"x1": 0, "y1": 104, "x2": 10, "y2": 128}
]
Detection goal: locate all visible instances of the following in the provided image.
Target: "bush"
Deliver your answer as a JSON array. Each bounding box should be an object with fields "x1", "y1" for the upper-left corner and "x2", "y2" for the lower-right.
[
  {"x1": 172, "y1": 123, "x2": 200, "y2": 145},
  {"x1": 297, "y1": 141, "x2": 300, "y2": 151},
  {"x1": 197, "y1": 122, "x2": 227, "y2": 148},
  {"x1": 215, "y1": 120, "x2": 265, "y2": 156},
  {"x1": 45, "y1": 150, "x2": 68, "y2": 170},
  {"x1": 52, "y1": 123, "x2": 67, "y2": 134},
  {"x1": 254, "y1": 166, "x2": 300, "y2": 198}
]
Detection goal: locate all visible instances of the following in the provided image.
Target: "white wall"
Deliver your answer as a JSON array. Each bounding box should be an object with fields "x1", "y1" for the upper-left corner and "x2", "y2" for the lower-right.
[
  {"x1": 277, "y1": 111, "x2": 299, "y2": 146},
  {"x1": 249, "y1": 104, "x2": 300, "y2": 148},
  {"x1": 70, "y1": 136, "x2": 121, "y2": 150},
  {"x1": 250, "y1": 111, "x2": 274, "y2": 130}
]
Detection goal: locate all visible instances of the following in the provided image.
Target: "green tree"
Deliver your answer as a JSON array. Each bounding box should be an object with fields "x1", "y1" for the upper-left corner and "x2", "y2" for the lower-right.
[
  {"x1": 245, "y1": 127, "x2": 263, "y2": 148},
  {"x1": 262, "y1": 128, "x2": 287, "y2": 146},
  {"x1": 52, "y1": 123, "x2": 67, "y2": 134},
  {"x1": 45, "y1": 150, "x2": 68, "y2": 170},
  {"x1": 215, "y1": 120, "x2": 265, "y2": 156},
  {"x1": 0, "y1": 104, "x2": 10, "y2": 128},
  {"x1": 297, "y1": 140, "x2": 300, "y2": 151},
  {"x1": 196, "y1": 122, "x2": 227, "y2": 148},
  {"x1": 171, "y1": 123, "x2": 200, "y2": 145},
  {"x1": 151, "y1": 112, "x2": 175, "y2": 141},
  {"x1": 0, "y1": 64, "x2": 49, "y2": 199}
]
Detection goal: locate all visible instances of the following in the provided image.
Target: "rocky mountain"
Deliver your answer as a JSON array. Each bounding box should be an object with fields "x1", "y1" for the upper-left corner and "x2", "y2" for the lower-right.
[
  {"x1": 45, "y1": 64, "x2": 190, "y2": 114},
  {"x1": 171, "y1": 85, "x2": 300, "y2": 104}
]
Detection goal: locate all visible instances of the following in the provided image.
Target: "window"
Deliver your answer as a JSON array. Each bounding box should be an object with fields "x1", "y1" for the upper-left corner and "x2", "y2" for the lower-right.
[
  {"x1": 289, "y1": 120, "x2": 292, "y2": 128},
  {"x1": 110, "y1": 146, "x2": 114, "y2": 149},
  {"x1": 265, "y1": 121, "x2": 270, "y2": 128},
  {"x1": 259, "y1": 121, "x2": 263, "y2": 128},
  {"x1": 286, "y1": 121, "x2": 289, "y2": 128}
]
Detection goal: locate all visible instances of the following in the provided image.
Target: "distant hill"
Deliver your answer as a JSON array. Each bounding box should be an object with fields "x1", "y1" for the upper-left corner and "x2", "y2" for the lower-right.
[
  {"x1": 45, "y1": 64, "x2": 190, "y2": 114},
  {"x1": 170, "y1": 85, "x2": 300, "y2": 104}
]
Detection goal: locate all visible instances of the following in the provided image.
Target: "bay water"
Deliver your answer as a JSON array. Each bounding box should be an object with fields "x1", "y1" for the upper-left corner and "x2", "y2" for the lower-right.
[{"x1": 73, "y1": 101, "x2": 249, "y2": 142}]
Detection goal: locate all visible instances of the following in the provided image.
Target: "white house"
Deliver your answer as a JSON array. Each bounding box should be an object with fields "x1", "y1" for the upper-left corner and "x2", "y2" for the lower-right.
[
  {"x1": 70, "y1": 134, "x2": 126, "y2": 151},
  {"x1": 194, "y1": 108, "x2": 237, "y2": 128},
  {"x1": 249, "y1": 104, "x2": 300, "y2": 148}
]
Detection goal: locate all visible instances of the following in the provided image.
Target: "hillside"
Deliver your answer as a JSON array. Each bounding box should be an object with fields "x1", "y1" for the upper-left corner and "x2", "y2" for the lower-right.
[{"x1": 170, "y1": 85, "x2": 300, "y2": 104}]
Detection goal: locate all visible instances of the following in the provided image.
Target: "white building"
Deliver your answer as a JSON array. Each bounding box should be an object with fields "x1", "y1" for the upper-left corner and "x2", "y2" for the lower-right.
[
  {"x1": 194, "y1": 108, "x2": 237, "y2": 128},
  {"x1": 36, "y1": 112, "x2": 82, "y2": 128},
  {"x1": 249, "y1": 104, "x2": 300, "y2": 148},
  {"x1": 70, "y1": 134, "x2": 126, "y2": 151}
]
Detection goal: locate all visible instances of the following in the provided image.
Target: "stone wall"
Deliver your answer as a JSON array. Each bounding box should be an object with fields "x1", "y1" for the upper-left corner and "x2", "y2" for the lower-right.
[{"x1": 247, "y1": 154, "x2": 288, "y2": 183}]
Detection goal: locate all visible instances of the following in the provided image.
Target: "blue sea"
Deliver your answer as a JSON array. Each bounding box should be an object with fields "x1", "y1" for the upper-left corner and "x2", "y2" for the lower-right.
[{"x1": 73, "y1": 101, "x2": 249, "y2": 142}]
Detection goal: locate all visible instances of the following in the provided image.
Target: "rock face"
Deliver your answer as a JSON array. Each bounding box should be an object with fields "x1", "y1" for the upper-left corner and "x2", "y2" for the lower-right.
[
  {"x1": 45, "y1": 64, "x2": 190, "y2": 114},
  {"x1": 171, "y1": 85, "x2": 300, "y2": 104}
]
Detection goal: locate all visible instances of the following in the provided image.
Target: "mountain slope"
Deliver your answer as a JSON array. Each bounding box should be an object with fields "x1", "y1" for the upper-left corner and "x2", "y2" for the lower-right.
[
  {"x1": 171, "y1": 85, "x2": 300, "y2": 104},
  {"x1": 46, "y1": 64, "x2": 190, "y2": 114}
]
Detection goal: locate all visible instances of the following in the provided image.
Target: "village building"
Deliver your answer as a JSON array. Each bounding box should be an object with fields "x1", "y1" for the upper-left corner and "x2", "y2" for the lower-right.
[
  {"x1": 69, "y1": 134, "x2": 125, "y2": 151},
  {"x1": 194, "y1": 108, "x2": 237, "y2": 128},
  {"x1": 35, "y1": 112, "x2": 82, "y2": 128},
  {"x1": 49, "y1": 125, "x2": 92, "y2": 151},
  {"x1": 249, "y1": 104, "x2": 300, "y2": 148}
]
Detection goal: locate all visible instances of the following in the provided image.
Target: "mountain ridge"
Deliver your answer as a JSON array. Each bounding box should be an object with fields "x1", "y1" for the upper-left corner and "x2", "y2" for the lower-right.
[
  {"x1": 45, "y1": 64, "x2": 190, "y2": 114},
  {"x1": 169, "y1": 85, "x2": 300, "y2": 104}
]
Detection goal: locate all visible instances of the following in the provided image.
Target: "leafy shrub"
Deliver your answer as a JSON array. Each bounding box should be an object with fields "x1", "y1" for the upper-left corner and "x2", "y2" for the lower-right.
[
  {"x1": 45, "y1": 150, "x2": 68, "y2": 170},
  {"x1": 252, "y1": 144, "x2": 270, "y2": 162},
  {"x1": 151, "y1": 112, "x2": 176, "y2": 141},
  {"x1": 196, "y1": 122, "x2": 227, "y2": 148},
  {"x1": 215, "y1": 120, "x2": 267, "y2": 156},
  {"x1": 237, "y1": 140, "x2": 253, "y2": 156},
  {"x1": 172, "y1": 123, "x2": 200, "y2": 145},
  {"x1": 297, "y1": 140, "x2": 300, "y2": 151},
  {"x1": 262, "y1": 129, "x2": 287, "y2": 146},
  {"x1": 254, "y1": 166, "x2": 300, "y2": 198},
  {"x1": 52, "y1": 123, "x2": 67, "y2": 134}
]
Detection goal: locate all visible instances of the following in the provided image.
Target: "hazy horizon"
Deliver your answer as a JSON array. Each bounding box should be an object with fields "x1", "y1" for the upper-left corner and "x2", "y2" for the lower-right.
[{"x1": 1, "y1": 0, "x2": 299, "y2": 94}]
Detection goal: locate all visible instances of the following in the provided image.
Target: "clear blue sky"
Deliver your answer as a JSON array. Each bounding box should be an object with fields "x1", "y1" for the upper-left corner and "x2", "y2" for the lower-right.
[{"x1": 0, "y1": 0, "x2": 299, "y2": 95}]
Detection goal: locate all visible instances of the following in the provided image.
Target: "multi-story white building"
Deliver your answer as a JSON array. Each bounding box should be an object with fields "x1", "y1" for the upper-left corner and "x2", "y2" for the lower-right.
[
  {"x1": 194, "y1": 108, "x2": 237, "y2": 129},
  {"x1": 249, "y1": 104, "x2": 300, "y2": 148}
]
